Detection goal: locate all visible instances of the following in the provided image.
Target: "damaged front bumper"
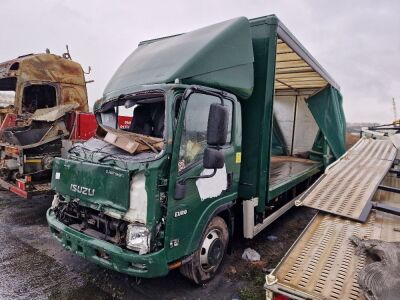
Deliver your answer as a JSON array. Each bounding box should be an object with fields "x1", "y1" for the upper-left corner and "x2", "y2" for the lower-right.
[{"x1": 46, "y1": 209, "x2": 169, "y2": 278}]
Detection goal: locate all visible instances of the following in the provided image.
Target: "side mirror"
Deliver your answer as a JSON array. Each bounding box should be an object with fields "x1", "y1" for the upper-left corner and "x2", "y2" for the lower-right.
[
  {"x1": 207, "y1": 103, "x2": 229, "y2": 146},
  {"x1": 174, "y1": 181, "x2": 186, "y2": 200},
  {"x1": 203, "y1": 147, "x2": 224, "y2": 169}
]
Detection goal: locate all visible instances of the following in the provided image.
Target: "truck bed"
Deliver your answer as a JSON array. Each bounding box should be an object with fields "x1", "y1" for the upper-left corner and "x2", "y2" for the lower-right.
[
  {"x1": 265, "y1": 172, "x2": 400, "y2": 300},
  {"x1": 266, "y1": 209, "x2": 400, "y2": 300},
  {"x1": 297, "y1": 138, "x2": 396, "y2": 222},
  {"x1": 265, "y1": 137, "x2": 400, "y2": 299},
  {"x1": 269, "y1": 156, "x2": 323, "y2": 199},
  {"x1": 269, "y1": 156, "x2": 320, "y2": 187}
]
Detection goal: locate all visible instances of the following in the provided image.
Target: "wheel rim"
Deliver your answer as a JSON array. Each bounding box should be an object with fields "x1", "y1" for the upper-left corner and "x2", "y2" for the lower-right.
[{"x1": 199, "y1": 229, "x2": 224, "y2": 271}]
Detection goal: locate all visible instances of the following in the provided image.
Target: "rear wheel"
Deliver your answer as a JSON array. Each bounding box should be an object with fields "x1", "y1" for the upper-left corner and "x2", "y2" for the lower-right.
[{"x1": 180, "y1": 216, "x2": 229, "y2": 284}]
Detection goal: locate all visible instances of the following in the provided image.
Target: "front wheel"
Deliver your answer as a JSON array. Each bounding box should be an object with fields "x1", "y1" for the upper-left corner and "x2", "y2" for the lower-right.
[{"x1": 180, "y1": 216, "x2": 229, "y2": 284}]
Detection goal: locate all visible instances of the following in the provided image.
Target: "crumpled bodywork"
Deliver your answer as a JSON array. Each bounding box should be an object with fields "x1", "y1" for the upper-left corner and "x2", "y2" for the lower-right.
[
  {"x1": 30, "y1": 103, "x2": 80, "y2": 122},
  {"x1": 0, "y1": 53, "x2": 92, "y2": 195},
  {"x1": 0, "y1": 102, "x2": 81, "y2": 182}
]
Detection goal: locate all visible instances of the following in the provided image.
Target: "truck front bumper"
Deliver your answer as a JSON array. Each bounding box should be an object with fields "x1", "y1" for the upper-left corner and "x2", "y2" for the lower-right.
[{"x1": 46, "y1": 209, "x2": 169, "y2": 278}]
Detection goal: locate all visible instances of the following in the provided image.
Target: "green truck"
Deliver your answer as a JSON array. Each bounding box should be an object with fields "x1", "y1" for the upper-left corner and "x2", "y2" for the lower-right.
[{"x1": 47, "y1": 15, "x2": 346, "y2": 284}]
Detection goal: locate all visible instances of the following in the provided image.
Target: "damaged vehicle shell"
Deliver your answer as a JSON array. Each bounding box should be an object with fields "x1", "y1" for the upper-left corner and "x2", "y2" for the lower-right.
[{"x1": 0, "y1": 53, "x2": 92, "y2": 198}]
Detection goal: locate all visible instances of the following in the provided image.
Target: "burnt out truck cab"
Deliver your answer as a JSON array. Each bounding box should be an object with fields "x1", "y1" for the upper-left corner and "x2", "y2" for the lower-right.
[
  {"x1": 0, "y1": 53, "x2": 92, "y2": 198},
  {"x1": 47, "y1": 16, "x2": 346, "y2": 284}
]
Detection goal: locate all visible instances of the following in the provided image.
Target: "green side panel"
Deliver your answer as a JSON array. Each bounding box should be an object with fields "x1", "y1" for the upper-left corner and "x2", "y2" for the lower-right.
[
  {"x1": 51, "y1": 158, "x2": 131, "y2": 212},
  {"x1": 306, "y1": 86, "x2": 346, "y2": 159},
  {"x1": 238, "y1": 16, "x2": 278, "y2": 211},
  {"x1": 271, "y1": 115, "x2": 286, "y2": 156},
  {"x1": 104, "y1": 17, "x2": 254, "y2": 99}
]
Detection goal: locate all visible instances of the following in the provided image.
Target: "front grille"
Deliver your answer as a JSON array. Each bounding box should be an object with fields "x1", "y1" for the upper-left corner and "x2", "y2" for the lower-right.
[{"x1": 54, "y1": 201, "x2": 128, "y2": 246}]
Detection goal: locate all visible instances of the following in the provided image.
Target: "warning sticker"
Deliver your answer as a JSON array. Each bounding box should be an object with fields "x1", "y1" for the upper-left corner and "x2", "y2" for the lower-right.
[{"x1": 235, "y1": 152, "x2": 241, "y2": 163}]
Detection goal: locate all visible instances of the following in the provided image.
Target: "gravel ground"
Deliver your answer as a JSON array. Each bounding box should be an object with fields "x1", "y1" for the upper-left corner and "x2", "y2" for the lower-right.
[{"x1": 0, "y1": 190, "x2": 315, "y2": 300}]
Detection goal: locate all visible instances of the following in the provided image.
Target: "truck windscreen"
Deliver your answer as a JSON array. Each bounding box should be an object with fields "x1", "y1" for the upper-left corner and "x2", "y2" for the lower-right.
[{"x1": 98, "y1": 95, "x2": 165, "y2": 139}]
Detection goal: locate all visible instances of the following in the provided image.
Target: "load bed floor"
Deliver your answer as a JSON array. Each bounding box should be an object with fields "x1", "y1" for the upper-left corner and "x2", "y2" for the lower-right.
[
  {"x1": 268, "y1": 156, "x2": 322, "y2": 198},
  {"x1": 269, "y1": 156, "x2": 321, "y2": 187}
]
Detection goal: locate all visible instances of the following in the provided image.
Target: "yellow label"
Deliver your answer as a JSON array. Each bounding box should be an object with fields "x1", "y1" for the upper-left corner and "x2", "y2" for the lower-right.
[
  {"x1": 25, "y1": 159, "x2": 42, "y2": 163},
  {"x1": 235, "y1": 152, "x2": 242, "y2": 163}
]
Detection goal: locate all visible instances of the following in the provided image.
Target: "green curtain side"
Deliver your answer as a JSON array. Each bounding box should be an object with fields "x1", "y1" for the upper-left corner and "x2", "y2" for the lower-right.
[{"x1": 306, "y1": 85, "x2": 346, "y2": 159}]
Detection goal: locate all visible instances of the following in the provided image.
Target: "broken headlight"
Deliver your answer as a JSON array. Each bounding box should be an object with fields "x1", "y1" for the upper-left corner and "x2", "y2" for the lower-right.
[
  {"x1": 126, "y1": 224, "x2": 150, "y2": 255},
  {"x1": 51, "y1": 194, "x2": 61, "y2": 209}
]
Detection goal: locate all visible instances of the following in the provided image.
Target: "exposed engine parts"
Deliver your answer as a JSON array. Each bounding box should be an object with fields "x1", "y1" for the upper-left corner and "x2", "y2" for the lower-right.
[{"x1": 54, "y1": 199, "x2": 128, "y2": 246}]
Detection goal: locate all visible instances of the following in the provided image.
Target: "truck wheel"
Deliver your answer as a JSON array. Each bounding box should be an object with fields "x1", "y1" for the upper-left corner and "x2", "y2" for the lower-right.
[{"x1": 180, "y1": 216, "x2": 229, "y2": 284}]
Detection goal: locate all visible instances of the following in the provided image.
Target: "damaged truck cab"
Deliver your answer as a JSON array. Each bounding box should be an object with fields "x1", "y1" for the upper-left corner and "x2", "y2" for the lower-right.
[
  {"x1": 0, "y1": 53, "x2": 92, "y2": 197},
  {"x1": 47, "y1": 15, "x2": 346, "y2": 284}
]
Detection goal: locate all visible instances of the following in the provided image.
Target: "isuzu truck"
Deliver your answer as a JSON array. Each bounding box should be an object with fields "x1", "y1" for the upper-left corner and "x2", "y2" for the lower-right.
[{"x1": 47, "y1": 15, "x2": 346, "y2": 284}]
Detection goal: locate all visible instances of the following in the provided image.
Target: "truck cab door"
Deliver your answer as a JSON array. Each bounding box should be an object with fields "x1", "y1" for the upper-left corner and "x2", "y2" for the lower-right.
[{"x1": 165, "y1": 88, "x2": 237, "y2": 261}]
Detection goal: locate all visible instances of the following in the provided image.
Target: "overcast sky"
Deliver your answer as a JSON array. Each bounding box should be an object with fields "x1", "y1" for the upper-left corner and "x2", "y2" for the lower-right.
[{"x1": 1, "y1": 0, "x2": 399, "y2": 123}]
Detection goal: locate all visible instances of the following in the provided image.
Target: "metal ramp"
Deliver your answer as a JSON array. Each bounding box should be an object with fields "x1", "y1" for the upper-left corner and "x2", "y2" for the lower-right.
[
  {"x1": 296, "y1": 138, "x2": 397, "y2": 221},
  {"x1": 266, "y1": 210, "x2": 400, "y2": 300}
]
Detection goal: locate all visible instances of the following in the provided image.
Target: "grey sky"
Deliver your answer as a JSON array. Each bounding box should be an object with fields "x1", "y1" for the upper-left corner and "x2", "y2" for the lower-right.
[{"x1": 1, "y1": 0, "x2": 399, "y2": 123}]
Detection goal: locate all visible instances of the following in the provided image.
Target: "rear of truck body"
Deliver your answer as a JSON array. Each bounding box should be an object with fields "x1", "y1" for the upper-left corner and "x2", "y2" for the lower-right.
[{"x1": 47, "y1": 15, "x2": 346, "y2": 283}]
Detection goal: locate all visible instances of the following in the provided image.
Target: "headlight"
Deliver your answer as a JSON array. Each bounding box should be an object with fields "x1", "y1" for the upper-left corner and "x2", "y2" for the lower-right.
[
  {"x1": 51, "y1": 194, "x2": 60, "y2": 209},
  {"x1": 126, "y1": 224, "x2": 150, "y2": 255}
]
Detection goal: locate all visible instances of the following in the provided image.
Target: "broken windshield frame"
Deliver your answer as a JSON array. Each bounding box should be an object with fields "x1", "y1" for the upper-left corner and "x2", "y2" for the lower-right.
[
  {"x1": 85, "y1": 91, "x2": 168, "y2": 161},
  {"x1": 96, "y1": 92, "x2": 166, "y2": 139},
  {"x1": 0, "y1": 77, "x2": 17, "y2": 108},
  {"x1": 0, "y1": 91, "x2": 15, "y2": 108}
]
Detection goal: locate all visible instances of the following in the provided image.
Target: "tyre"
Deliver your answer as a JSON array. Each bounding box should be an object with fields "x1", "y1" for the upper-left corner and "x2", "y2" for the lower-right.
[{"x1": 180, "y1": 216, "x2": 229, "y2": 284}]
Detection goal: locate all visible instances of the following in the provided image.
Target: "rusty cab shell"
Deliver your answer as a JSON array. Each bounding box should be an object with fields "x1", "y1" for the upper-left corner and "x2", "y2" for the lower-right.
[
  {"x1": 0, "y1": 53, "x2": 88, "y2": 122},
  {"x1": 0, "y1": 53, "x2": 90, "y2": 198}
]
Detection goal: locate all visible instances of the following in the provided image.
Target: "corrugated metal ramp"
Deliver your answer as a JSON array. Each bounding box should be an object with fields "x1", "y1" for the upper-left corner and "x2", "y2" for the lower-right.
[
  {"x1": 266, "y1": 210, "x2": 400, "y2": 300},
  {"x1": 296, "y1": 138, "x2": 397, "y2": 221}
]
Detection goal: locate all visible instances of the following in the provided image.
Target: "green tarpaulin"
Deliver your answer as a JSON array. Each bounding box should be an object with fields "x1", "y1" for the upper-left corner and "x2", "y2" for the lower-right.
[
  {"x1": 271, "y1": 115, "x2": 287, "y2": 156},
  {"x1": 307, "y1": 86, "x2": 346, "y2": 159}
]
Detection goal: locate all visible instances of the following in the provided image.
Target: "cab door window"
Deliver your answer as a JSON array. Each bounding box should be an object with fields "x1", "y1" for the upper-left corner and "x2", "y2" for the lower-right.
[{"x1": 178, "y1": 93, "x2": 232, "y2": 172}]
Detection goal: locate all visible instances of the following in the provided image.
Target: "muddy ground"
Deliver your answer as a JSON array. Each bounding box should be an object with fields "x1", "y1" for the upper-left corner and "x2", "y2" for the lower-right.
[{"x1": 0, "y1": 190, "x2": 315, "y2": 300}]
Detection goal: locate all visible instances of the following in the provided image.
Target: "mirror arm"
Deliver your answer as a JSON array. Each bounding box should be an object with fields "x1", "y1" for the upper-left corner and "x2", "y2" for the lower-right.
[{"x1": 179, "y1": 168, "x2": 217, "y2": 185}]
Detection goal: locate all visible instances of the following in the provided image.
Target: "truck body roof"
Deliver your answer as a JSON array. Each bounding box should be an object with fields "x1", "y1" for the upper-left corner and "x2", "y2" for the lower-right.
[
  {"x1": 103, "y1": 15, "x2": 340, "y2": 101},
  {"x1": 104, "y1": 17, "x2": 254, "y2": 100}
]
